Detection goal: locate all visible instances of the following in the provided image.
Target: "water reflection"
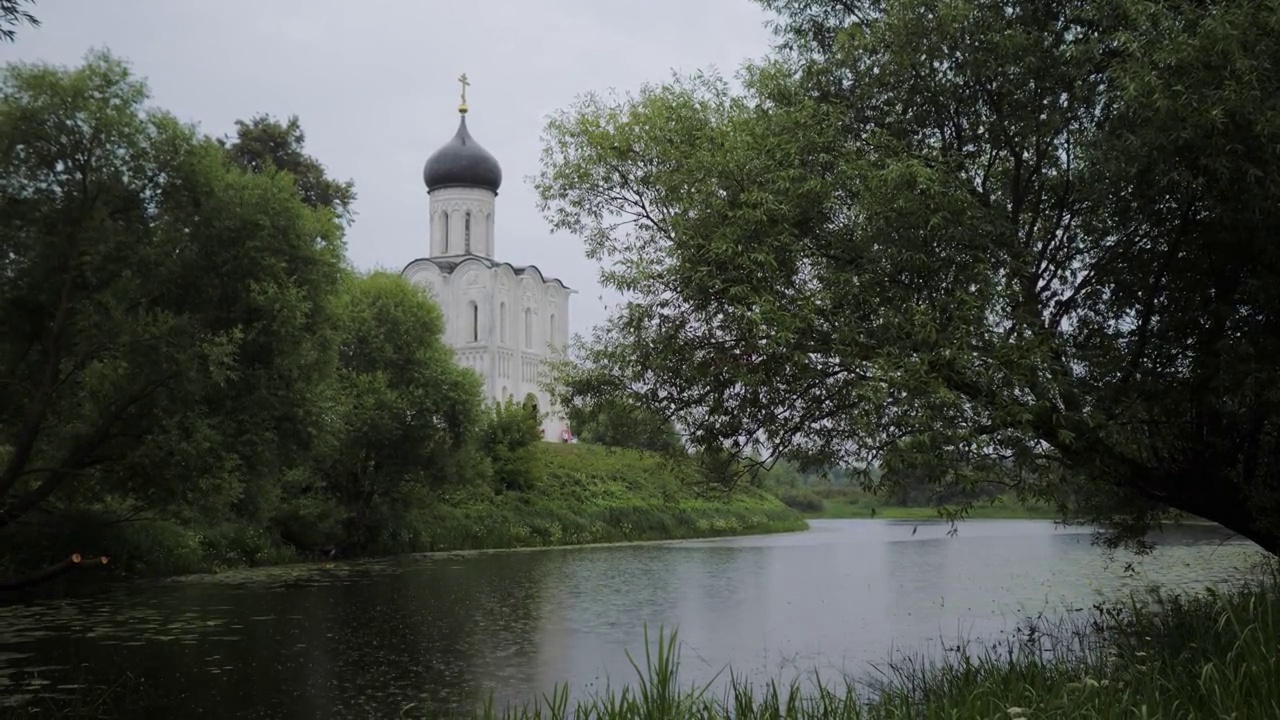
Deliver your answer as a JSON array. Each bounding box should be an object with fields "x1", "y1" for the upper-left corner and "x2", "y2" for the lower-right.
[{"x1": 0, "y1": 520, "x2": 1266, "y2": 717}]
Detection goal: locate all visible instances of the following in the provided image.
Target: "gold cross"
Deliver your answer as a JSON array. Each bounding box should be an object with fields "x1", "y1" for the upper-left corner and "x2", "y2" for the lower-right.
[{"x1": 458, "y1": 73, "x2": 470, "y2": 113}]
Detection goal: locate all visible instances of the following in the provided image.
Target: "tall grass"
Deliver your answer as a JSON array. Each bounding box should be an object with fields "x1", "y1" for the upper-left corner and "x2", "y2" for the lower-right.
[{"x1": 471, "y1": 566, "x2": 1279, "y2": 719}]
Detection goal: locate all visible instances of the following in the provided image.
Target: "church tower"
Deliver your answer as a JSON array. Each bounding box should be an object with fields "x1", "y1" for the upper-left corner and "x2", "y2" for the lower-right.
[
  {"x1": 401, "y1": 75, "x2": 577, "y2": 442},
  {"x1": 422, "y1": 73, "x2": 501, "y2": 258}
]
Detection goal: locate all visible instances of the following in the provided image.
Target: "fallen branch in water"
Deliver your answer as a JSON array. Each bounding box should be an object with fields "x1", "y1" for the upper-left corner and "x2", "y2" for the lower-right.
[{"x1": 0, "y1": 552, "x2": 111, "y2": 591}]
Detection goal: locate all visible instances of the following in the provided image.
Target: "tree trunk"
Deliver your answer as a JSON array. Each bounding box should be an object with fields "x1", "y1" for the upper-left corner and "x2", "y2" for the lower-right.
[{"x1": 0, "y1": 553, "x2": 110, "y2": 591}]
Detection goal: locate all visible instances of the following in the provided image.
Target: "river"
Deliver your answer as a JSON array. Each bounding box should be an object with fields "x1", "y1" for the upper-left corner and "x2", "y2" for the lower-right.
[{"x1": 0, "y1": 519, "x2": 1266, "y2": 717}]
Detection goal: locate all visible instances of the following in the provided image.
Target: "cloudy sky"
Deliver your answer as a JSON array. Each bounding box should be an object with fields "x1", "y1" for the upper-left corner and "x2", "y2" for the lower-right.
[{"x1": 1, "y1": 0, "x2": 777, "y2": 337}]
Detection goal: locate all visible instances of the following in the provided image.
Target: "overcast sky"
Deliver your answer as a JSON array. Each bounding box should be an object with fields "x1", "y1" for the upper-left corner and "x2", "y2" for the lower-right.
[{"x1": 0, "y1": 0, "x2": 776, "y2": 337}]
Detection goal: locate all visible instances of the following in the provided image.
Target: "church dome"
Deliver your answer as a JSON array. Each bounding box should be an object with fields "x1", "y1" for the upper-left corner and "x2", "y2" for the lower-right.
[{"x1": 423, "y1": 114, "x2": 503, "y2": 193}]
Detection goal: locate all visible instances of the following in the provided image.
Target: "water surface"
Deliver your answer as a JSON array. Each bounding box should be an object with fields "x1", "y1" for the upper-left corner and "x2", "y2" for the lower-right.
[{"x1": 0, "y1": 519, "x2": 1264, "y2": 717}]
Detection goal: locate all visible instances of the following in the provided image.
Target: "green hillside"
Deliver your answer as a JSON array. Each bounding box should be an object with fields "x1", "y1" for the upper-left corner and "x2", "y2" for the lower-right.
[{"x1": 417, "y1": 443, "x2": 808, "y2": 551}]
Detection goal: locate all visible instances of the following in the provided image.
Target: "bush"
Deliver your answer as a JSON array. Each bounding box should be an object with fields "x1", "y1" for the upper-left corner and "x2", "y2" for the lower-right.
[
  {"x1": 774, "y1": 488, "x2": 825, "y2": 513},
  {"x1": 481, "y1": 399, "x2": 545, "y2": 493}
]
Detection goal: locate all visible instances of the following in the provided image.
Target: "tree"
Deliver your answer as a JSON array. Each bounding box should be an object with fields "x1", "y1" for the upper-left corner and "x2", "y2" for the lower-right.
[
  {"x1": 222, "y1": 114, "x2": 356, "y2": 225},
  {"x1": 0, "y1": 50, "x2": 345, "y2": 529},
  {"x1": 299, "y1": 271, "x2": 482, "y2": 550},
  {"x1": 536, "y1": 0, "x2": 1280, "y2": 554},
  {"x1": 481, "y1": 398, "x2": 544, "y2": 493},
  {"x1": 567, "y1": 391, "x2": 684, "y2": 454},
  {"x1": 0, "y1": 0, "x2": 38, "y2": 43}
]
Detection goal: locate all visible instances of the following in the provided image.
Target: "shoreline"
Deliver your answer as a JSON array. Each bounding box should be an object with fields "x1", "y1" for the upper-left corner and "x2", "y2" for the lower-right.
[
  {"x1": 416, "y1": 523, "x2": 810, "y2": 558},
  {"x1": 798, "y1": 502, "x2": 1060, "y2": 521},
  {"x1": 1, "y1": 443, "x2": 806, "y2": 583},
  {"x1": 154, "y1": 522, "x2": 814, "y2": 583}
]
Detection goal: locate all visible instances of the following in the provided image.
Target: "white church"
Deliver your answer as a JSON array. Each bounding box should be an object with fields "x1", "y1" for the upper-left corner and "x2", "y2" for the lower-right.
[{"x1": 401, "y1": 79, "x2": 575, "y2": 442}]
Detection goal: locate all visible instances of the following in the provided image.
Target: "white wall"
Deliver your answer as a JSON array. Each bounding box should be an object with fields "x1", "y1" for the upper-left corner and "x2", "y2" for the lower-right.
[{"x1": 403, "y1": 257, "x2": 575, "y2": 442}]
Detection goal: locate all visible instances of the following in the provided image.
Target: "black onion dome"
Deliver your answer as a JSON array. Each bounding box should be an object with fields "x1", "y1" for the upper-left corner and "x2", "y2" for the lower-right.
[{"x1": 422, "y1": 115, "x2": 503, "y2": 193}]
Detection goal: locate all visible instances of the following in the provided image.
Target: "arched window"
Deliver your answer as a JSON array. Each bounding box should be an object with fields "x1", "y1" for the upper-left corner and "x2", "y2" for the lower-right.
[
  {"x1": 523, "y1": 308, "x2": 533, "y2": 349},
  {"x1": 464, "y1": 211, "x2": 472, "y2": 254},
  {"x1": 469, "y1": 301, "x2": 479, "y2": 343},
  {"x1": 549, "y1": 313, "x2": 557, "y2": 344},
  {"x1": 442, "y1": 212, "x2": 450, "y2": 253},
  {"x1": 499, "y1": 302, "x2": 507, "y2": 343}
]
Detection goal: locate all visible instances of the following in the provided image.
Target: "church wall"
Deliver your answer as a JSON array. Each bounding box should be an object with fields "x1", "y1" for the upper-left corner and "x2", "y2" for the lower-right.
[{"x1": 403, "y1": 258, "x2": 576, "y2": 441}]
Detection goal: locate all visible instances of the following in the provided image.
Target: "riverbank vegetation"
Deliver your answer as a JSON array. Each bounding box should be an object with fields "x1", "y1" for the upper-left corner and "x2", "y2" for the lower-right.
[
  {"x1": 0, "y1": 50, "x2": 798, "y2": 584},
  {"x1": 477, "y1": 566, "x2": 1279, "y2": 719},
  {"x1": 759, "y1": 460, "x2": 1058, "y2": 520},
  {"x1": 388, "y1": 443, "x2": 804, "y2": 554},
  {"x1": 789, "y1": 491, "x2": 1058, "y2": 520}
]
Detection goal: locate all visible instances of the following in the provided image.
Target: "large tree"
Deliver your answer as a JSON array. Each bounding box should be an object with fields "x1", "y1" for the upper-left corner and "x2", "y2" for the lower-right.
[
  {"x1": 306, "y1": 271, "x2": 482, "y2": 551},
  {"x1": 536, "y1": 0, "x2": 1280, "y2": 553},
  {"x1": 0, "y1": 50, "x2": 345, "y2": 529}
]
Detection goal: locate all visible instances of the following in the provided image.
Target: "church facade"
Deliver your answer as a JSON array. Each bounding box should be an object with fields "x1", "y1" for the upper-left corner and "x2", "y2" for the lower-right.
[{"x1": 401, "y1": 82, "x2": 575, "y2": 442}]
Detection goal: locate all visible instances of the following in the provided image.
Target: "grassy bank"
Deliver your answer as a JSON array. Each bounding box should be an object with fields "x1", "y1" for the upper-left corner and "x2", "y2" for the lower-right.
[
  {"x1": 409, "y1": 443, "x2": 806, "y2": 552},
  {"x1": 475, "y1": 566, "x2": 1279, "y2": 719},
  {"x1": 0, "y1": 443, "x2": 805, "y2": 580},
  {"x1": 773, "y1": 486, "x2": 1059, "y2": 521}
]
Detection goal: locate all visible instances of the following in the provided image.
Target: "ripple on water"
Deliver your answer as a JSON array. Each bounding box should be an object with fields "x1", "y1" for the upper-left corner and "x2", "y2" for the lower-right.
[{"x1": 0, "y1": 522, "x2": 1269, "y2": 715}]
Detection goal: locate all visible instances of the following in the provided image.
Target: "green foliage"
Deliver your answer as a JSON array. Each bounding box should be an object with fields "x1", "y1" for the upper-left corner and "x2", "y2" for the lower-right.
[
  {"x1": 774, "y1": 487, "x2": 825, "y2": 513},
  {"x1": 482, "y1": 399, "x2": 545, "y2": 493},
  {"x1": 536, "y1": 0, "x2": 1280, "y2": 555},
  {"x1": 407, "y1": 443, "x2": 805, "y2": 553},
  {"x1": 221, "y1": 113, "x2": 357, "y2": 224},
  {"x1": 0, "y1": 0, "x2": 37, "y2": 43},
  {"x1": 0, "y1": 49, "x2": 344, "y2": 532},
  {"x1": 301, "y1": 271, "x2": 483, "y2": 551},
  {"x1": 567, "y1": 392, "x2": 684, "y2": 454},
  {"x1": 475, "y1": 568, "x2": 1280, "y2": 719}
]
